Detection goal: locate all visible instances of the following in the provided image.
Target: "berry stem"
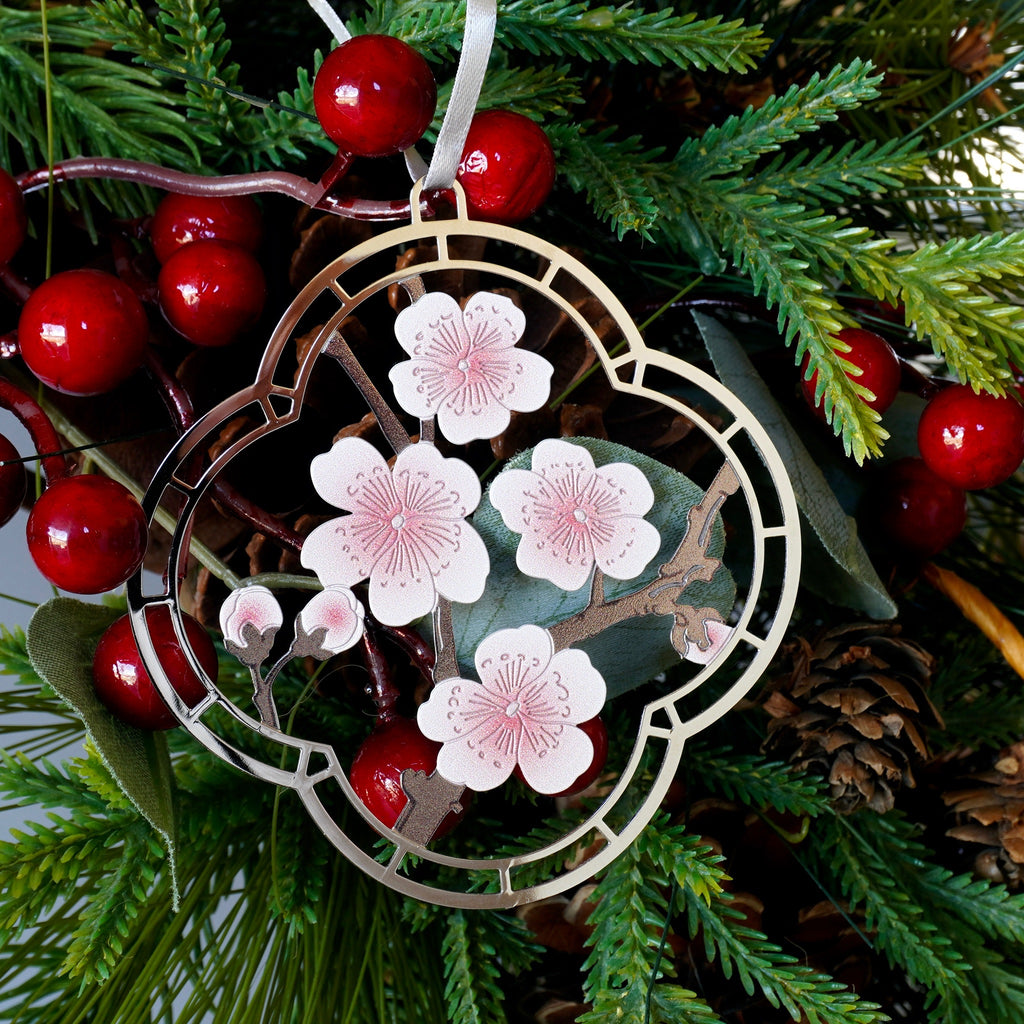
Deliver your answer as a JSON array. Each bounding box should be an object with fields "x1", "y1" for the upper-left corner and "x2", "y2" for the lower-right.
[
  {"x1": 377, "y1": 622, "x2": 436, "y2": 683},
  {"x1": 361, "y1": 620, "x2": 402, "y2": 722},
  {"x1": 0, "y1": 264, "x2": 32, "y2": 305},
  {"x1": 142, "y1": 351, "x2": 305, "y2": 553},
  {"x1": 0, "y1": 376, "x2": 68, "y2": 483},
  {"x1": 15, "y1": 157, "x2": 435, "y2": 222}
]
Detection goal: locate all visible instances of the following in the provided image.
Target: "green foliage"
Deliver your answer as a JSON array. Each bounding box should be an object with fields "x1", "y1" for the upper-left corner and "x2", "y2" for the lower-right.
[
  {"x1": 442, "y1": 910, "x2": 511, "y2": 1024},
  {"x1": 581, "y1": 817, "x2": 884, "y2": 1024},
  {"x1": 366, "y1": 0, "x2": 767, "y2": 70},
  {"x1": 0, "y1": 3, "x2": 197, "y2": 222},
  {"x1": 821, "y1": 811, "x2": 1024, "y2": 1022},
  {"x1": 688, "y1": 746, "x2": 832, "y2": 817}
]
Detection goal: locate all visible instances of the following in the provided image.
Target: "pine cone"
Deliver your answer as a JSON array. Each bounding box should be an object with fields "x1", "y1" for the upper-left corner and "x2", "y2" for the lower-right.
[
  {"x1": 762, "y1": 623, "x2": 941, "y2": 814},
  {"x1": 945, "y1": 743, "x2": 1024, "y2": 887}
]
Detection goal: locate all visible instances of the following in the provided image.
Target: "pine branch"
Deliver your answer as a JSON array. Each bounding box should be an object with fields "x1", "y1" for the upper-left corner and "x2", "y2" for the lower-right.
[
  {"x1": 673, "y1": 59, "x2": 884, "y2": 181},
  {"x1": 750, "y1": 136, "x2": 928, "y2": 207},
  {"x1": 656, "y1": 826, "x2": 886, "y2": 1024},
  {"x1": 368, "y1": 0, "x2": 767, "y2": 71},
  {"x1": 442, "y1": 909, "x2": 510, "y2": 1024},
  {"x1": 821, "y1": 814, "x2": 972, "y2": 1010},
  {"x1": 579, "y1": 834, "x2": 692, "y2": 1024},
  {"x1": 688, "y1": 747, "x2": 832, "y2": 817},
  {"x1": 440, "y1": 62, "x2": 583, "y2": 126},
  {"x1": 549, "y1": 122, "x2": 663, "y2": 239},
  {"x1": 0, "y1": 6, "x2": 199, "y2": 219},
  {"x1": 61, "y1": 828, "x2": 160, "y2": 985}
]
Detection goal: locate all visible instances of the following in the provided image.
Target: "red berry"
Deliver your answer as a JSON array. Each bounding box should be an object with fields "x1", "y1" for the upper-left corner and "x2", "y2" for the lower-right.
[
  {"x1": 92, "y1": 607, "x2": 217, "y2": 730},
  {"x1": 917, "y1": 384, "x2": 1024, "y2": 490},
  {"x1": 0, "y1": 433, "x2": 26, "y2": 528},
  {"x1": 801, "y1": 328, "x2": 901, "y2": 419},
  {"x1": 869, "y1": 457, "x2": 967, "y2": 559},
  {"x1": 457, "y1": 110, "x2": 556, "y2": 223},
  {"x1": 149, "y1": 192, "x2": 262, "y2": 265},
  {"x1": 18, "y1": 269, "x2": 149, "y2": 396},
  {"x1": 350, "y1": 716, "x2": 465, "y2": 837},
  {"x1": 158, "y1": 239, "x2": 266, "y2": 347},
  {"x1": 0, "y1": 168, "x2": 27, "y2": 266},
  {"x1": 313, "y1": 35, "x2": 436, "y2": 157},
  {"x1": 26, "y1": 475, "x2": 148, "y2": 594},
  {"x1": 515, "y1": 716, "x2": 610, "y2": 797}
]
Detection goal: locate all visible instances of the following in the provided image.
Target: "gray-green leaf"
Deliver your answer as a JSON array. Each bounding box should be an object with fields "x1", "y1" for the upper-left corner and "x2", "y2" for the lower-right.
[
  {"x1": 694, "y1": 311, "x2": 896, "y2": 619},
  {"x1": 26, "y1": 598, "x2": 179, "y2": 903}
]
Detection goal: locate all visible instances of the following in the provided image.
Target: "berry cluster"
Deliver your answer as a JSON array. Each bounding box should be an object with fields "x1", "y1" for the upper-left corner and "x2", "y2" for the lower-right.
[
  {"x1": 800, "y1": 325, "x2": 1024, "y2": 560},
  {"x1": 0, "y1": 33, "x2": 563, "y2": 814}
]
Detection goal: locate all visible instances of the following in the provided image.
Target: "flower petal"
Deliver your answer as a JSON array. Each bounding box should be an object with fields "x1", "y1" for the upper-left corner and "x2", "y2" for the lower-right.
[
  {"x1": 388, "y1": 358, "x2": 447, "y2": 421},
  {"x1": 683, "y1": 620, "x2": 735, "y2": 665},
  {"x1": 591, "y1": 513, "x2": 662, "y2": 581},
  {"x1": 515, "y1": 531, "x2": 595, "y2": 591},
  {"x1": 531, "y1": 437, "x2": 597, "y2": 478},
  {"x1": 435, "y1": 389, "x2": 513, "y2": 445},
  {"x1": 501, "y1": 348, "x2": 555, "y2": 414},
  {"x1": 368, "y1": 552, "x2": 438, "y2": 626},
  {"x1": 391, "y1": 443, "x2": 481, "y2": 519},
  {"x1": 433, "y1": 521, "x2": 490, "y2": 605},
  {"x1": 517, "y1": 720, "x2": 594, "y2": 795},
  {"x1": 539, "y1": 647, "x2": 607, "y2": 724},
  {"x1": 417, "y1": 676, "x2": 481, "y2": 743},
  {"x1": 592, "y1": 460, "x2": 656, "y2": 517},
  {"x1": 310, "y1": 436, "x2": 392, "y2": 514},
  {"x1": 299, "y1": 515, "x2": 379, "y2": 588},
  {"x1": 462, "y1": 291, "x2": 526, "y2": 353},
  {"x1": 393, "y1": 291, "x2": 465, "y2": 360},
  {"x1": 435, "y1": 729, "x2": 518, "y2": 791},
  {"x1": 473, "y1": 623, "x2": 553, "y2": 689},
  {"x1": 487, "y1": 467, "x2": 539, "y2": 534}
]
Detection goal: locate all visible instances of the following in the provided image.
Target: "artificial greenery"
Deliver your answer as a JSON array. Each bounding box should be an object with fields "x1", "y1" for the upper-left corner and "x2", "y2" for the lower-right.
[{"x1": 3, "y1": 0, "x2": 1024, "y2": 1021}]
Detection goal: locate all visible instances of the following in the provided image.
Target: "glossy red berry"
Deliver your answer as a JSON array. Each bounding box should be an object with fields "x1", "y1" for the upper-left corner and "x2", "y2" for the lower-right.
[
  {"x1": 92, "y1": 607, "x2": 217, "y2": 730},
  {"x1": 0, "y1": 168, "x2": 27, "y2": 266},
  {"x1": 870, "y1": 457, "x2": 967, "y2": 559},
  {"x1": 26, "y1": 475, "x2": 148, "y2": 594},
  {"x1": 158, "y1": 239, "x2": 266, "y2": 347},
  {"x1": 18, "y1": 269, "x2": 149, "y2": 396},
  {"x1": 313, "y1": 35, "x2": 436, "y2": 157},
  {"x1": 801, "y1": 327, "x2": 901, "y2": 419},
  {"x1": 917, "y1": 384, "x2": 1024, "y2": 490},
  {"x1": 0, "y1": 433, "x2": 26, "y2": 528},
  {"x1": 350, "y1": 716, "x2": 464, "y2": 837},
  {"x1": 457, "y1": 110, "x2": 557, "y2": 223},
  {"x1": 149, "y1": 192, "x2": 262, "y2": 265}
]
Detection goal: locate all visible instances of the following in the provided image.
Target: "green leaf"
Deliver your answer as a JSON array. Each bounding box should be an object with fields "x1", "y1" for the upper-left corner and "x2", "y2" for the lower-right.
[
  {"x1": 25, "y1": 598, "x2": 179, "y2": 903},
  {"x1": 694, "y1": 312, "x2": 896, "y2": 619},
  {"x1": 454, "y1": 438, "x2": 735, "y2": 698}
]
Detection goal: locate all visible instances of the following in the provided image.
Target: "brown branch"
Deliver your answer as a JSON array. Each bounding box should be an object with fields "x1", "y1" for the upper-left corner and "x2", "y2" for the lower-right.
[{"x1": 548, "y1": 461, "x2": 740, "y2": 652}]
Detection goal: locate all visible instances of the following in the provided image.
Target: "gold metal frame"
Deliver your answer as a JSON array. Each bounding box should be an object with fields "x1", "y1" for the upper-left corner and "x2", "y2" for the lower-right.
[{"x1": 127, "y1": 184, "x2": 801, "y2": 908}]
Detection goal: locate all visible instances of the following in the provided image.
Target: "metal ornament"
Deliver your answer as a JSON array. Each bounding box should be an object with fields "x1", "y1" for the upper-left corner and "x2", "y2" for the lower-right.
[{"x1": 128, "y1": 181, "x2": 801, "y2": 909}]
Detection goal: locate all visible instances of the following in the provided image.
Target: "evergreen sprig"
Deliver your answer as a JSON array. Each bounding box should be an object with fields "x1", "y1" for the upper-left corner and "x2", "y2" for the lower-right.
[
  {"x1": 0, "y1": 4, "x2": 198, "y2": 220},
  {"x1": 441, "y1": 910, "x2": 514, "y2": 1024},
  {"x1": 550, "y1": 122, "x2": 663, "y2": 238},
  {"x1": 688, "y1": 746, "x2": 832, "y2": 817},
  {"x1": 367, "y1": 0, "x2": 767, "y2": 71}
]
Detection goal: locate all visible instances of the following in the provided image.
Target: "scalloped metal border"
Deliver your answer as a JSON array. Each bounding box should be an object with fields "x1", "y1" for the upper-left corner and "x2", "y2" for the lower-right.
[{"x1": 127, "y1": 197, "x2": 801, "y2": 909}]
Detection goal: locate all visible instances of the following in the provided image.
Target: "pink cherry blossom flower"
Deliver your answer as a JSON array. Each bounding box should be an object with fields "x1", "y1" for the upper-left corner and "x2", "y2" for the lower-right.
[
  {"x1": 389, "y1": 290, "x2": 554, "y2": 445},
  {"x1": 300, "y1": 437, "x2": 489, "y2": 627},
  {"x1": 219, "y1": 584, "x2": 284, "y2": 666},
  {"x1": 488, "y1": 438, "x2": 662, "y2": 592},
  {"x1": 294, "y1": 586, "x2": 365, "y2": 657},
  {"x1": 417, "y1": 624, "x2": 606, "y2": 794}
]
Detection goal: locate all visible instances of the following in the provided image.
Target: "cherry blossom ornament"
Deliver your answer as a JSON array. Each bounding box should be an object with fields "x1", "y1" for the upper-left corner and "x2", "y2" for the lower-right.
[{"x1": 127, "y1": 178, "x2": 799, "y2": 910}]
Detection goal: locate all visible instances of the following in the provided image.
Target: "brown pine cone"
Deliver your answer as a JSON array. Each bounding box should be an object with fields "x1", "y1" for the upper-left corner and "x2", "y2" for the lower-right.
[
  {"x1": 762, "y1": 623, "x2": 942, "y2": 814},
  {"x1": 945, "y1": 742, "x2": 1024, "y2": 887}
]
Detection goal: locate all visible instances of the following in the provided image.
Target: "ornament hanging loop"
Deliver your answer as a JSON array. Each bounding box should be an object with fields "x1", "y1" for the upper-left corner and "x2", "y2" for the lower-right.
[{"x1": 409, "y1": 178, "x2": 469, "y2": 226}]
